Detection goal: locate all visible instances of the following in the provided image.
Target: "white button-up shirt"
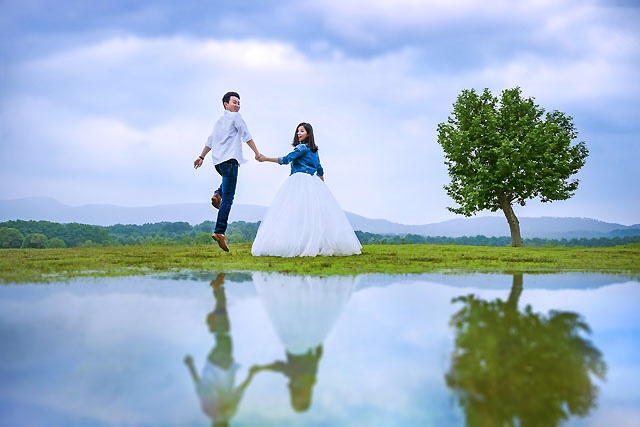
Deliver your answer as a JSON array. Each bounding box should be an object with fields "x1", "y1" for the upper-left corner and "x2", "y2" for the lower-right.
[{"x1": 206, "y1": 111, "x2": 253, "y2": 165}]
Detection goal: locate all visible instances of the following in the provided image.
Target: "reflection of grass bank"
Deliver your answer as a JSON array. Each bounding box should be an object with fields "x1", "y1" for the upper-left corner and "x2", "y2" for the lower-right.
[{"x1": 2, "y1": 243, "x2": 639, "y2": 283}]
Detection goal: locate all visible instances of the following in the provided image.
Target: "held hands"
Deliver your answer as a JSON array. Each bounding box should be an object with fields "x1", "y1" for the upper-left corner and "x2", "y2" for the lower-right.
[{"x1": 195, "y1": 154, "x2": 267, "y2": 166}]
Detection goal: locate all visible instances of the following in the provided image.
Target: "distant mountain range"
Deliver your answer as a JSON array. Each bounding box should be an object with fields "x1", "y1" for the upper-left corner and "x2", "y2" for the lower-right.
[{"x1": 1, "y1": 197, "x2": 639, "y2": 239}]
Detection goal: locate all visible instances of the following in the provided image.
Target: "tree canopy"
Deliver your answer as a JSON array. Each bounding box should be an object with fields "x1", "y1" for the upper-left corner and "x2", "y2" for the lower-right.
[
  {"x1": 0, "y1": 227, "x2": 24, "y2": 248},
  {"x1": 437, "y1": 87, "x2": 589, "y2": 246}
]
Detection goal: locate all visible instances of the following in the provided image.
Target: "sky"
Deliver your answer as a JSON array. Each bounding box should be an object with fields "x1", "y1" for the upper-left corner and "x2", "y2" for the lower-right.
[{"x1": 1, "y1": 0, "x2": 639, "y2": 226}]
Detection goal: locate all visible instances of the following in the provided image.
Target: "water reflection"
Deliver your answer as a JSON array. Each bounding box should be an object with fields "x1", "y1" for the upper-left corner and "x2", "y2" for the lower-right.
[
  {"x1": 182, "y1": 272, "x2": 357, "y2": 422},
  {"x1": 183, "y1": 273, "x2": 257, "y2": 426},
  {"x1": 251, "y1": 272, "x2": 357, "y2": 412},
  {"x1": 0, "y1": 272, "x2": 636, "y2": 426},
  {"x1": 446, "y1": 274, "x2": 607, "y2": 426}
]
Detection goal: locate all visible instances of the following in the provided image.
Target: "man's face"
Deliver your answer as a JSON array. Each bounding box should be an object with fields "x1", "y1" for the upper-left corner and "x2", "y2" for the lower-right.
[{"x1": 224, "y1": 96, "x2": 241, "y2": 112}]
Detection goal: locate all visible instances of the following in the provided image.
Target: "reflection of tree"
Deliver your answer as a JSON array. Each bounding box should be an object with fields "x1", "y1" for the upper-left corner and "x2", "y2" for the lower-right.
[
  {"x1": 252, "y1": 272, "x2": 357, "y2": 412},
  {"x1": 184, "y1": 273, "x2": 257, "y2": 427},
  {"x1": 446, "y1": 274, "x2": 607, "y2": 427}
]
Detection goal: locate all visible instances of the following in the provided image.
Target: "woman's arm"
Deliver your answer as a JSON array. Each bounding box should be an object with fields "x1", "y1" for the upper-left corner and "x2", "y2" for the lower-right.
[
  {"x1": 259, "y1": 144, "x2": 307, "y2": 164},
  {"x1": 258, "y1": 155, "x2": 279, "y2": 163}
]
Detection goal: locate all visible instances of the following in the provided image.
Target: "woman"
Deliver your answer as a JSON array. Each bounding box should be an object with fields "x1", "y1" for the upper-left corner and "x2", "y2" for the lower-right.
[{"x1": 252, "y1": 122, "x2": 361, "y2": 257}]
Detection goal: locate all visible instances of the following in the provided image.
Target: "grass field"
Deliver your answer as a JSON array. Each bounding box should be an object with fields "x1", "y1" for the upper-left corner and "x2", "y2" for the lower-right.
[{"x1": 1, "y1": 243, "x2": 639, "y2": 283}]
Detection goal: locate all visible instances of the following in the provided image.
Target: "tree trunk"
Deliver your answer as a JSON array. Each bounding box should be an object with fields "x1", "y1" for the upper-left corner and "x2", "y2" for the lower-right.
[
  {"x1": 504, "y1": 274, "x2": 523, "y2": 325},
  {"x1": 498, "y1": 192, "x2": 522, "y2": 247},
  {"x1": 506, "y1": 274, "x2": 523, "y2": 310}
]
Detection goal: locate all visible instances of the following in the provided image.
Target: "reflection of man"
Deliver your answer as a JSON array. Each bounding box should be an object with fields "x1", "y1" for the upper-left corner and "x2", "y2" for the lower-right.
[
  {"x1": 251, "y1": 345, "x2": 323, "y2": 412},
  {"x1": 184, "y1": 273, "x2": 257, "y2": 427}
]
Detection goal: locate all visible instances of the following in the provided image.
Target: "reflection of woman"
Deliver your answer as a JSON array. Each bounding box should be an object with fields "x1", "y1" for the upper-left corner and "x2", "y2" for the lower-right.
[
  {"x1": 252, "y1": 272, "x2": 357, "y2": 411},
  {"x1": 184, "y1": 273, "x2": 257, "y2": 427},
  {"x1": 252, "y1": 346, "x2": 323, "y2": 412}
]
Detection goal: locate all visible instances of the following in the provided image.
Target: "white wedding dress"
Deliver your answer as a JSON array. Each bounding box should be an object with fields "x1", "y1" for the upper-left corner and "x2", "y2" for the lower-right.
[
  {"x1": 253, "y1": 272, "x2": 358, "y2": 354},
  {"x1": 251, "y1": 173, "x2": 362, "y2": 257}
]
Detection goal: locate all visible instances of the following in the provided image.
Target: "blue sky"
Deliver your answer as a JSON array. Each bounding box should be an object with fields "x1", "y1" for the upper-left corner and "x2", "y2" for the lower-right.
[{"x1": 1, "y1": 0, "x2": 638, "y2": 225}]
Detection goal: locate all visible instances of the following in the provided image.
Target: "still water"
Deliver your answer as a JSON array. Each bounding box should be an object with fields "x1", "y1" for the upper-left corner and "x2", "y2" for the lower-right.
[{"x1": 0, "y1": 272, "x2": 638, "y2": 427}]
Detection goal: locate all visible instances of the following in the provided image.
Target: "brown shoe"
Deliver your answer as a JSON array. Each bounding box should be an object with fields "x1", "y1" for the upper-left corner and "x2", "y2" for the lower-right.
[
  {"x1": 210, "y1": 273, "x2": 226, "y2": 289},
  {"x1": 212, "y1": 233, "x2": 229, "y2": 252},
  {"x1": 211, "y1": 193, "x2": 221, "y2": 209}
]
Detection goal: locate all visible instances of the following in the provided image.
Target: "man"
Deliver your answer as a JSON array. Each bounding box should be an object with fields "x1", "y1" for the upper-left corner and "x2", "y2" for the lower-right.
[{"x1": 194, "y1": 92, "x2": 261, "y2": 252}]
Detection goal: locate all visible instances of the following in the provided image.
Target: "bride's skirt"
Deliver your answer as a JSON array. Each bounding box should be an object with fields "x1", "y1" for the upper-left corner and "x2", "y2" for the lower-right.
[
  {"x1": 253, "y1": 272, "x2": 358, "y2": 354},
  {"x1": 251, "y1": 173, "x2": 362, "y2": 257}
]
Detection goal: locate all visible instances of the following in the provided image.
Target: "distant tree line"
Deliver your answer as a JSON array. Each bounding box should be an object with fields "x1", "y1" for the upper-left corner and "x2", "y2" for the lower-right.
[
  {"x1": 0, "y1": 220, "x2": 258, "y2": 248},
  {"x1": 1, "y1": 220, "x2": 638, "y2": 249},
  {"x1": 1, "y1": 221, "x2": 111, "y2": 248},
  {"x1": 353, "y1": 231, "x2": 640, "y2": 248}
]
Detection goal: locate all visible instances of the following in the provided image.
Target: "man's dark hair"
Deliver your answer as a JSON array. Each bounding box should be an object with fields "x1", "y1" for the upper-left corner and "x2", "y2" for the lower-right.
[{"x1": 222, "y1": 91, "x2": 240, "y2": 106}]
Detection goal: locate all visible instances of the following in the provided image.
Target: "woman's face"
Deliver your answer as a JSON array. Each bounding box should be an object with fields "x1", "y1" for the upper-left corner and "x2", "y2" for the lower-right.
[{"x1": 297, "y1": 126, "x2": 309, "y2": 142}]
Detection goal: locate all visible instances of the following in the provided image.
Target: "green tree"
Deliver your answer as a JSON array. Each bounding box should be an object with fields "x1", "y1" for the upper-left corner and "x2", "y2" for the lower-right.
[
  {"x1": 62, "y1": 223, "x2": 111, "y2": 247},
  {"x1": 195, "y1": 233, "x2": 214, "y2": 245},
  {"x1": 22, "y1": 233, "x2": 49, "y2": 249},
  {"x1": 46, "y1": 237, "x2": 67, "y2": 248},
  {"x1": 437, "y1": 87, "x2": 589, "y2": 246},
  {"x1": 446, "y1": 274, "x2": 606, "y2": 426},
  {"x1": 0, "y1": 227, "x2": 25, "y2": 248}
]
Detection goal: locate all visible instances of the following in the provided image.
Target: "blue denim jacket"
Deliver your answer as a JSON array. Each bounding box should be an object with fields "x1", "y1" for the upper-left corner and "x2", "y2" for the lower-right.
[{"x1": 278, "y1": 143, "x2": 324, "y2": 177}]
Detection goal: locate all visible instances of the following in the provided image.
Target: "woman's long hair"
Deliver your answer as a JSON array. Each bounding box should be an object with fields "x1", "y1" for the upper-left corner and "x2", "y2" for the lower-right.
[{"x1": 292, "y1": 122, "x2": 318, "y2": 153}]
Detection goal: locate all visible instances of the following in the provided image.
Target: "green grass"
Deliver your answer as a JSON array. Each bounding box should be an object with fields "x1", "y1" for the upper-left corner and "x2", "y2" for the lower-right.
[{"x1": 2, "y1": 243, "x2": 639, "y2": 283}]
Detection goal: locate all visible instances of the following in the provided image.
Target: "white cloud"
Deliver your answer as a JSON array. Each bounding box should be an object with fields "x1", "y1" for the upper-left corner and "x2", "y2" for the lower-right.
[
  {"x1": 2, "y1": 37, "x2": 455, "y2": 221},
  {"x1": 303, "y1": 0, "x2": 569, "y2": 37},
  {"x1": 2, "y1": 3, "x2": 639, "y2": 225}
]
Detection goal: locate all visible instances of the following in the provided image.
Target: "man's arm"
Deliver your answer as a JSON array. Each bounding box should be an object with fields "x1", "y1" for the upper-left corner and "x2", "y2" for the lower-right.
[
  {"x1": 183, "y1": 355, "x2": 200, "y2": 384},
  {"x1": 245, "y1": 139, "x2": 261, "y2": 160},
  {"x1": 194, "y1": 146, "x2": 212, "y2": 169}
]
